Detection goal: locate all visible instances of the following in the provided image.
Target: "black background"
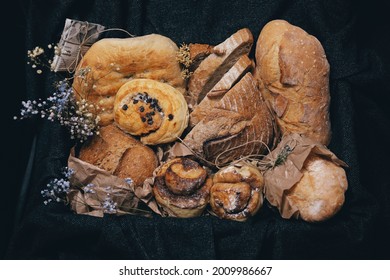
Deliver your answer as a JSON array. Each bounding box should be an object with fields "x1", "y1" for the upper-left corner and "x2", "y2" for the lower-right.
[{"x1": 2, "y1": 0, "x2": 390, "y2": 259}]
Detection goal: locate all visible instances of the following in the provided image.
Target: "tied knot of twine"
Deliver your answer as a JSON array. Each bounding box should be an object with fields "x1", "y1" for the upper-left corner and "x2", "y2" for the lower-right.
[{"x1": 255, "y1": 138, "x2": 298, "y2": 171}]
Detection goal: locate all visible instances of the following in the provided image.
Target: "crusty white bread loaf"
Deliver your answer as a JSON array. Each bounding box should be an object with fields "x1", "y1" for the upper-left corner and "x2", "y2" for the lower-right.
[
  {"x1": 255, "y1": 20, "x2": 331, "y2": 145},
  {"x1": 72, "y1": 34, "x2": 185, "y2": 126},
  {"x1": 183, "y1": 72, "x2": 276, "y2": 166},
  {"x1": 189, "y1": 55, "x2": 253, "y2": 127},
  {"x1": 285, "y1": 154, "x2": 348, "y2": 222},
  {"x1": 187, "y1": 28, "x2": 254, "y2": 105}
]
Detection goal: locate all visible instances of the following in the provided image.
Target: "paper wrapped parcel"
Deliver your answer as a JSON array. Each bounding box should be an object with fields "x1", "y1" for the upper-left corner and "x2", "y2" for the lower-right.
[
  {"x1": 67, "y1": 155, "x2": 161, "y2": 217},
  {"x1": 51, "y1": 18, "x2": 105, "y2": 72},
  {"x1": 263, "y1": 133, "x2": 348, "y2": 219}
]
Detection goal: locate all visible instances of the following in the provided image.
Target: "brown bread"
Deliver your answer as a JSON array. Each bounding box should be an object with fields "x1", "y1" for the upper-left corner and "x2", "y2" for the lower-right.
[
  {"x1": 255, "y1": 20, "x2": 331, "y2": 145},
  {"x1": 183, "y1": 72, "x2": 276, "y2": 166},
  {"x1": 187, "y1": 28, "x2": 254, "y2": 105}
]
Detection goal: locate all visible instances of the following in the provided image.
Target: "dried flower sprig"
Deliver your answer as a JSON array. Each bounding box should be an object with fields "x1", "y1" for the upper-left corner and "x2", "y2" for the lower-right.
[
  {"x1": 41, "y1": 167, "x2": 74, "y2": 205},
  {"x1": 14, "y1": 79, "x2": 100, "y2": 142},
  {"x1": 27, "y1": 44, "x2": 60, "y2": 74},
  {"x1": 41, "y1": 167, "x2": 138, "y2": 217},
  {"x1": 176, "y1": 43, "x2": 193, "y2": 79}
]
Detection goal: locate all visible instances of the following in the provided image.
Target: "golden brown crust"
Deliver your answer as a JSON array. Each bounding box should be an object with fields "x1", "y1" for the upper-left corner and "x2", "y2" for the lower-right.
[
  {"x1": 72, "y1": 34, "x2": 185, "y2": 126},
  {"x1": 152, "y1": 157, "x2": 211, "y2": 217},
  {"x1": 210, "y1": 162, "x2": 264, "y2": 221},
  {"x1": 255, "y1": 19, "x2": 331, "y2": 145},
  {"x1": 187, "y1": 28, "x2": 254, "y2": 105},
  {"x1": 164, "y1": 158, "x2": 207, "y2": 195},
  {"x1": 114, "y1": 79, "x2": 189, "y2": 145},
  {"x1": 183, "y1": 73, "x2": 276, "y2": 166},
  {"x1": 286, "y1": 155, "x2": 348, "y2": 222},
  {"x1": 189, "y1": 55, "x2": 253, "y2": 127},
  {"x1": 78, "y1": 124, "x2": 158, "y2": 187}
]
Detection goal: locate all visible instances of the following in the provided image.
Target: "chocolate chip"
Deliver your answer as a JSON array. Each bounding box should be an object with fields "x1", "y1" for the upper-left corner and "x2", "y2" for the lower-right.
[
  {"x1": 139, "y1": 106, "x2": 145, "y2": 112},
  {"x1": 141, "y1": 117, "x2": 146, "y2": 122},
  {"x1": 168, "y1": 114, "x2": 174, "y2": 120},
  {"x1": 122, "y1": 104, "x2": 128, "y2": 110},
  {"x1": 150, "y1": 111, "x2": 155, "y2": 116},
  {"x1": 133, "y1": 99, "x2": 139, "y2": 104},
  {"x1": 147, "y1": 119, "x2": 154, "y2": 125}
]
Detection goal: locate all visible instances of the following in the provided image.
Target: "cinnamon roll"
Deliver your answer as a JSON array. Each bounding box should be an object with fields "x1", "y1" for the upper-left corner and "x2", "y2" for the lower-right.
[
  {"x1": 210, "y1": 162, "x2": 264, "y2": 221},
  {"x1": 114, "y1": 79, "x2": 189, "y2": 145},
  {"x1": 153, "y1": 157, "x2": 212, "y2": 217}
]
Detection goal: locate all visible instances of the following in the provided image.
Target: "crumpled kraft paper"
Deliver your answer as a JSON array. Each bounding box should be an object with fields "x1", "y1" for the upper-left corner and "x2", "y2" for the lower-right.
[
  {"x1": 67, "y1": 155, "x2": 161, "y2": 217},
  {"x1": 262, "y1": 133, "x2": 348, "y2": 219}
]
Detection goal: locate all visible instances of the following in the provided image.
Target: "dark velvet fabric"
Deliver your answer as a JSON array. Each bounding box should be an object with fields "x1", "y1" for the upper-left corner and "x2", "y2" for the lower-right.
[{"x1": 4, "y1": 0, "x2": 390, "y2": 259}]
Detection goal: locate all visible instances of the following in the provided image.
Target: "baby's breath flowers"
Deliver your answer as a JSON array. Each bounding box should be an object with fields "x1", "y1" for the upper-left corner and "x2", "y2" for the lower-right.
[
  {"x1": 18, "y1": 43, "x2": 101, "y2": 142},
  {"x1": 15, "y1": 79, "x2": 100, "y2": 142},
  {"x1": 41, "y1": 167, "x2": 74, "y2": 205},
  {"x1": 27, "y1": 44, "x2": 59, "y2": 74}
]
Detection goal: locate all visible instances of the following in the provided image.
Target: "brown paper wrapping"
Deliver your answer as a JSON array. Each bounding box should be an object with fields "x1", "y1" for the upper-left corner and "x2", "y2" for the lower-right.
[
  {"x1": 67, "y1": 155, "x2": 161, "y2": 217},
  {"x1": 51, "y1": 18, "x2": 105, "y2": 72},
  {"x1": 263, "y1": 133, "x2": 348, "y2": 219}
]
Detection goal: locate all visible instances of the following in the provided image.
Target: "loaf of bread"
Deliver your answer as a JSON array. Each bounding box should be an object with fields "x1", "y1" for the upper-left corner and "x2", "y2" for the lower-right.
[
  {"x1": 114, "y1": 79, "x2": 189, "y2": 145},
  {"x1": 190, "y1": 55, "x2": 253, "y2": 127},
  {"x1": 255, "y1": 19, "x2": 331, "y2": 145},
  {"x1": 78, "y1": 124, "x2": 158, "y2": 187},
  {"x1": 72, "y1": 34, "x2": 185, "y2": 125},
  {"x1": 210, "y1": 162, "x2": 264, "y2": 221},
  {"x1": 263, "y1": 133, "x2": 348, "y2": 222},
  {"x1": 183, "y1": 72, "x2": 276, "y2": 166},
  {"x1": 187, "y1": 28, "x2": 254, "y2": 105},
  {"x1": 284, "y1": 154, "x2": 348, "y2": 222},
  {"x1": 153, "y1": 157, "x2": 212, "y2": 217}
]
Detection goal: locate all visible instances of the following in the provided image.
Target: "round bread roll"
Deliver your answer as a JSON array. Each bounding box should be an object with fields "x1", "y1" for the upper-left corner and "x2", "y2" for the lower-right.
[
  {"x1": 78, "y1": 124, "x2": 158, "y2": 187},
  {"x1": 153, "y1": 157, "x2": 212, "y2": 218},
  {"x1": 72, "y1": 34, "x2": 186, "y2": 126},
  {"x1": 255, "y1": 19, "x2": 331, "y2": 145},
  {"x1": 114, "y1": 79, "x2": 189, "y2": 145},
  {"x1": 285, "y1": 154, "x2": 348, "y2": 222},
  {"x1": 210, "y1": 162, "x2": 264, "y2": 221}
]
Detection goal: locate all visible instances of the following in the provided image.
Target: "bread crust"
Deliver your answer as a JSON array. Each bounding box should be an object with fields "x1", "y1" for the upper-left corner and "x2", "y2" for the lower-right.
[
  {"x1": 210, "y1": 163, "x2": 264, "y2": 221},
  {"x1": 78, "y1": 124, "x2": 158, "y2": 187},
  {"x1": 187, "y1": 28, "x2": 253, "y2": 104},
  {"x1": 286, "y1": 155, "x2": 348, "y2": 222},
  {"x1": 114, "y1": 79, "x2": 189, "y2": 145},
  {"x1": 72, "y1": 34, "x2": 185, "y2": 125},
  {"x1": 255, "y1": 20, "x2": 331, "y2": 145},
  {"x1": 153, "y1": 158, "x2": 211, "y2": 217},
  {"x1": 184, "y1": 73, "x2": 276, "y2": 166}
]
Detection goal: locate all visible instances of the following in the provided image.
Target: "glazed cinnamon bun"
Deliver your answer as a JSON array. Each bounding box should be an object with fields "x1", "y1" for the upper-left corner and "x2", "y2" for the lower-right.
[
  {"x1": 153, "y1": 157, "x2": 212, "y2": 217},
  {"x1": 210, "y1": 162, "x2": 264, "y2": 221}
]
